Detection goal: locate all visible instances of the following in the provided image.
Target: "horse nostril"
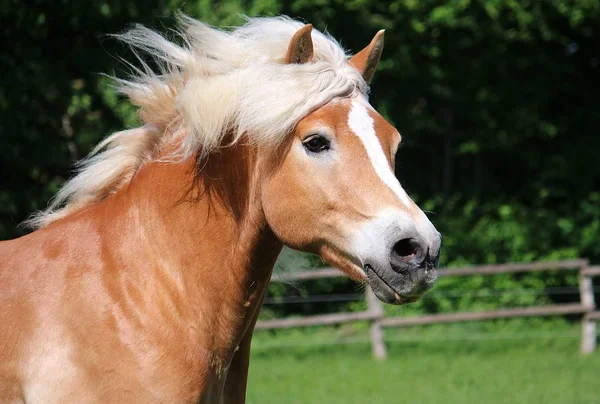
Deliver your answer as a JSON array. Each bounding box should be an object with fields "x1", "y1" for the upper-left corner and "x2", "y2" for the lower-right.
[{"x1": 392, "y1": 238, "x2": 419, "y2": 260}]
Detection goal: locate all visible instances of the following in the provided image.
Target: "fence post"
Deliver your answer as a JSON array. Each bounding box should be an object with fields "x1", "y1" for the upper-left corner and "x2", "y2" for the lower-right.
[
  {"x1": 579, "y1": 266, "x2": 596, "y2": 354},
  {"x1": 366, "y1": 287, "x2": 387, "y2": 360}
]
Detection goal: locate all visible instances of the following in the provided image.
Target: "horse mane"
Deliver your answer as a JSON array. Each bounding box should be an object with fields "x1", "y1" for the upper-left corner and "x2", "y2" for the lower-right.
[{"x1": 25, "y1": 14, "x2": 368, "y2": 229}]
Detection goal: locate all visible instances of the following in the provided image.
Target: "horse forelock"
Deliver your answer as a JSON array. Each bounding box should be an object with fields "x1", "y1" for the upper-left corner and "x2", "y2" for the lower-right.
[
  {"x1": 26, "y1": 14, "x2": 368, "y2": 229},
  {"x1": 117, "y1": 13, "x2": 367, "y2": 157}
]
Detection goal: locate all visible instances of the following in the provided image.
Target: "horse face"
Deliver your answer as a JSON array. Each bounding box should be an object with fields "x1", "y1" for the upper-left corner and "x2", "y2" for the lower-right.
[
  {"x1": 261, "y1": 95, "x2": 441, "y2": 304},
  {"x1": 260, "y1": 25, "x2": 441, "y2": 304}
]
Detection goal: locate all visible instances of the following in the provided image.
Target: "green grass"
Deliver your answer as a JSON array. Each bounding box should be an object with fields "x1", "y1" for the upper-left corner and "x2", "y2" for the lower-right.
[{"x1": 247, "y1": 323, "x2": 600, "y2": 404}]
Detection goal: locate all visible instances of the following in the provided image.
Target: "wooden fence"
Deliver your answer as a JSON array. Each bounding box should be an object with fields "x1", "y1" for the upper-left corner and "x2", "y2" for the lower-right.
[{"x1": 255, "y1": 259, "x2": 599, "y2": 359}]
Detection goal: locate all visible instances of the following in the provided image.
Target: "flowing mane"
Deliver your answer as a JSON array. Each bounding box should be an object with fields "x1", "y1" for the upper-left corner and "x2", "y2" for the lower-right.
[{"x1": 27, "y1": 14, "x2": 367, "y2": 229}]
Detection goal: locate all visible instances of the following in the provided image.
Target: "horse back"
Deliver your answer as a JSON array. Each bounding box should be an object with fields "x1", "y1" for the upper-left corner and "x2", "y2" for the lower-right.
[
  {"x1": 0, "y1": 216, "x2": 214, "y2": 403},
  {"x1": 0, "y1": 220, "x2": 111, "y2": 401}
]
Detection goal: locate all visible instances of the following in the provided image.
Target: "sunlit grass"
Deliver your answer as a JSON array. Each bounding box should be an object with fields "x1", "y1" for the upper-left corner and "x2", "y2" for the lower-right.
[{"x1": 247, "y1": 322, "x2": 600, "y2": 404}]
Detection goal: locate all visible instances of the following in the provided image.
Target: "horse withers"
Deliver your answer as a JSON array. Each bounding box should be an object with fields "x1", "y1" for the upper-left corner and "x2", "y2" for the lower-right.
[{"x1": 0, "y1": 15, "x2": 441, "y2": 403}]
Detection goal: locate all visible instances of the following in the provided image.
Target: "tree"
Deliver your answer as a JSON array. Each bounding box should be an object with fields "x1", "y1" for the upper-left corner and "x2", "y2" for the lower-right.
[{"x1": 1, "y1": 1, "x2": 598, "y2": 313}]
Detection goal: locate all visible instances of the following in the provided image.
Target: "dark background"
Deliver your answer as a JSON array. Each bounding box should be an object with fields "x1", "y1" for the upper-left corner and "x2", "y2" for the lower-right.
[{"x1": 1, "y1": 0, "x2": 598, "y2": 315}]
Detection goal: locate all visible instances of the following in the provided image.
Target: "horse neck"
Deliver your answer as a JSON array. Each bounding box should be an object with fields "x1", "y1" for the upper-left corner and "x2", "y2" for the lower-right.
[{"x1": 97, "y1": 144, "x2": 282, "y2": 357}]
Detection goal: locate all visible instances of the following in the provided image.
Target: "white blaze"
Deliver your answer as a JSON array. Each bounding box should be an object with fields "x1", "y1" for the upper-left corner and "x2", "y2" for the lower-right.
[{"x1": 347, "y1": 98, "x2": 411, "y2": 206}]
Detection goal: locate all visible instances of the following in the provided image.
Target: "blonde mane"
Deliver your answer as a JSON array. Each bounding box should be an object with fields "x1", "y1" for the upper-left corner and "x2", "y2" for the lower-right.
[{"x1": 27, "y1": 14, "x2": 368, "y2": 229}]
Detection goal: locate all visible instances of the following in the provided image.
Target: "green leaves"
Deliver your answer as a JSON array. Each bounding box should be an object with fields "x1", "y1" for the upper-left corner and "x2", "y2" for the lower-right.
[{"x1": 1, "y1": 0, "x2": 598, "y2": 316}]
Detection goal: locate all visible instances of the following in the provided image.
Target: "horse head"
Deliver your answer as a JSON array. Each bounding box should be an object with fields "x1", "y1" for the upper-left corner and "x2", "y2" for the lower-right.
[{"x1": 260, "y1": 25, "x2": 442, "y2": 304}]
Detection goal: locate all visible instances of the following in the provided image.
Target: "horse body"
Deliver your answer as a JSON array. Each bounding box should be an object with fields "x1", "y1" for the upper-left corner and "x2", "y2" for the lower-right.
[
  {"x1": 0, "y1": 155, "x2": 280, "y2": 402},
  {"x1": 1, "y1": 15, "x2": 442, "y2": 403}
]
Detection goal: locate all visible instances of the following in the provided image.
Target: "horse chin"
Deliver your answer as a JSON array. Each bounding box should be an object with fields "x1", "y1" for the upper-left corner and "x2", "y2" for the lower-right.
[
  {"x1": 319, "y1": 247, "x2": 434, "y2": 305},
  {"x1": 365, "y1": 264, "x2": 426, "y2": 305}
]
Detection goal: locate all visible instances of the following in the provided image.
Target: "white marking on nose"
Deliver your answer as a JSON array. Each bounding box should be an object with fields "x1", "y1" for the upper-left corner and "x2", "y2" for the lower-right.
[{"x1": 348, "y1": 98, "x2": 411, "y2": 206}]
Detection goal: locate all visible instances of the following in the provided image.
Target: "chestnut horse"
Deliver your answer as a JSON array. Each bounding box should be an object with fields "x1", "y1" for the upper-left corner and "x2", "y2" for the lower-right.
[{"x1": 0, "y1": 15, "x2": 441, "y2": 403}]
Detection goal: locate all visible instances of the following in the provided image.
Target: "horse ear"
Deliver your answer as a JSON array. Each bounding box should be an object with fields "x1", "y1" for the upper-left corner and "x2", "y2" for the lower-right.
[
  {"x1": 285, "y1": 24, "x2": 314, "y2": 64},
  {"x1": 349, "y1": 30, "x2": 385, "y2": 84}
]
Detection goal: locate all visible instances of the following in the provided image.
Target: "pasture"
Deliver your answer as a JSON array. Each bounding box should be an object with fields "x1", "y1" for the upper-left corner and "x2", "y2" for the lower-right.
[{"x1": 247, "y1": 323, "x2": 600, "y2": 404}]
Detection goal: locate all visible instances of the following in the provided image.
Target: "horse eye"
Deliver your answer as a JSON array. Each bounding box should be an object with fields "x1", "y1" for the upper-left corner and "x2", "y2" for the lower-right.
[{"x1": 303, "y1": 135, "x2": 330, "y2": 153}]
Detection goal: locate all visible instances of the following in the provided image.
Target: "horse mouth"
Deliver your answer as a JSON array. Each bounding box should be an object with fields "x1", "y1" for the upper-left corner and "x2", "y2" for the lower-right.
[{"x1": 364, "y1": 263, "x2": 432, "y2": 305}]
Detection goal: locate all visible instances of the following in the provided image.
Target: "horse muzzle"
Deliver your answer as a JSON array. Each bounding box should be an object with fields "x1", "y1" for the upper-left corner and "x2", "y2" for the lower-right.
[{"x1": 364, "y1": 238, "x2": 440, "y2": 305}]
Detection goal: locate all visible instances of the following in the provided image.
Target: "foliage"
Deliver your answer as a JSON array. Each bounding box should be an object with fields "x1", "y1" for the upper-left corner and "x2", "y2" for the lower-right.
[{"x1": 1, "y1": 1, "x2": 599, "y2": 313}]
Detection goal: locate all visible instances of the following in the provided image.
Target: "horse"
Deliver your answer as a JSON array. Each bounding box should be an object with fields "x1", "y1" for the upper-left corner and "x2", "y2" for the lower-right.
[{"x1": 0, "y1": 15, "x2": 441, "y2": 403}]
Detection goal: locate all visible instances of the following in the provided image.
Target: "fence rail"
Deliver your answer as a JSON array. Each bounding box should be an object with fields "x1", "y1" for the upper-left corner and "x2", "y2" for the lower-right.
[
  {"x1": 379, "y1": 304, "x2": 588, "y2": 327},
  {"x1": 256, "y1": 259, "x2": 599, "y2": 358}
]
